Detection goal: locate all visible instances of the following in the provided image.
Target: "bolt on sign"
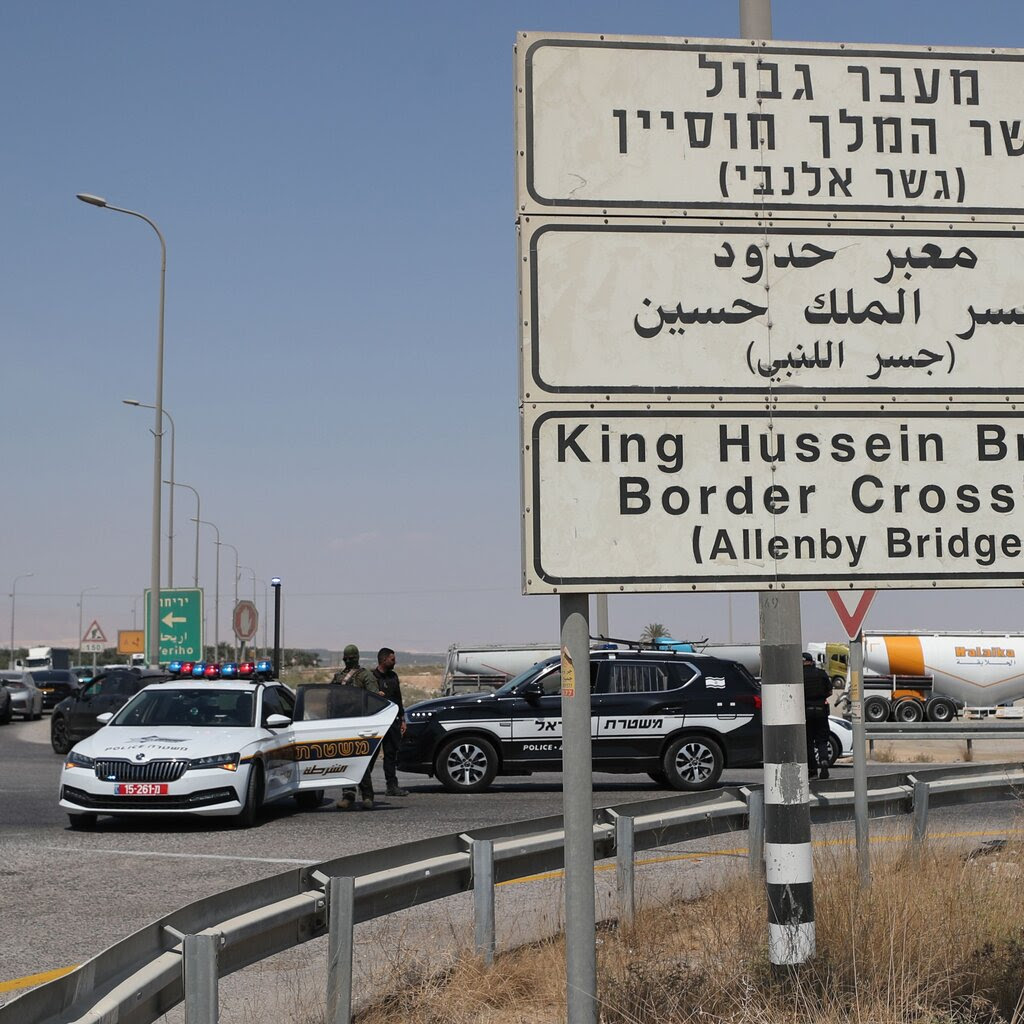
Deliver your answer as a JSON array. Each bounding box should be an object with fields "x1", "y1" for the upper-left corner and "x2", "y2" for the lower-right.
[{"x1": 514, "y1": 32, "x2": 1024, "y2": 595}]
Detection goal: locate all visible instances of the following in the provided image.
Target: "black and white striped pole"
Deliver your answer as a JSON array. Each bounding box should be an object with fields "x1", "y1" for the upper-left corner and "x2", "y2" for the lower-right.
[
  {"x1": 740, "y1": 0, "x2": 817, "y2": 967},
  {"x1": 759, "y1": 595, "x2": 815, "y2": 964}
]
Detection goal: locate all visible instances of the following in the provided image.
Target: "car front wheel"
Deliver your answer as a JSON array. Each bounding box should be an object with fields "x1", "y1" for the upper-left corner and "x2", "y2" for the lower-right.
[
  {"x1": 236, "y1": 763, "x2": 264, "y2": 828},
  {"x1": 435, "y1": 737, "x2": 498, "y2": 793},
  {"x1": 662, "y1": 735, "x2": 724, "y2": 791},
  {"x1": 827, "y1": 734, "x2": 841, "y2": 767},
  {"x1": 51, "y1": 715, "x2": 73, "y2": 754}
]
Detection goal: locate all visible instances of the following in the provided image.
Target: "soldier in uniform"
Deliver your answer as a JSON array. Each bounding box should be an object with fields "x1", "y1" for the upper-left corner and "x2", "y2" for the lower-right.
[{"x1": 331, "y1": 643, "x2": 379, "y2": 809}]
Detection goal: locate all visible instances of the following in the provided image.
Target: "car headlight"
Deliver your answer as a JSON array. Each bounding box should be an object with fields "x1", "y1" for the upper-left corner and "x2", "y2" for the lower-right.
[
  {"x1": 187, "y1": 752, "x2": 240, "y2": 771},
  {"x1": 65, "y1": 751, "x2": 94, "y2": 770}
]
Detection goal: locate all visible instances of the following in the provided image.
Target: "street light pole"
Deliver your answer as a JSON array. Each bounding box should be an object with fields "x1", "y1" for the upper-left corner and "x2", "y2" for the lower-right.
[
  {"x1": 9, "y1": 572, "x2": 34, "y2": 671},
  {"x1": 125, "y1": 399, "x2": 175, "y2": 588},
  {"x1": 77, "y1": 585, "x2": 98, "y2": 663},
  {"x1": 167, "y1": 480, "x2": 200, "y2": 587},
  {"x1": 271, "y1": 578, "x2": 282, "y2": 678},
  {"x1": 193, "y1": 518, "x2": 220, "y2": 660},
  {"x1": 79, "y1": 193, "x2": 167, "y2": 667}
]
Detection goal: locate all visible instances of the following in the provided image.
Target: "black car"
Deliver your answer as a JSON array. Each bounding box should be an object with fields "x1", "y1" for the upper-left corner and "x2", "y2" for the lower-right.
[
  {"x1": 398, "y1": 649, "x2": 763, "y2": 793},
  {"x1": 50, "y1": 667, "x2": 171, "y2": 754},
  {"x1": 29, "y1": 669, "x2": 82, "y2": 710}
]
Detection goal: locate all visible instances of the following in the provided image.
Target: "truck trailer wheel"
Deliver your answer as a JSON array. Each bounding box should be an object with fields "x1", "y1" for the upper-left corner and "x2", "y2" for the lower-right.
[
  {"x1": 926, "y1": 697, "x2": 957, "y2": 723},
  {"x1": 893, "y1": 698, "x2": 924, "y2": 723},
  {"x1": 863, "y1": 696, "x2": 891, "y2": 723}
]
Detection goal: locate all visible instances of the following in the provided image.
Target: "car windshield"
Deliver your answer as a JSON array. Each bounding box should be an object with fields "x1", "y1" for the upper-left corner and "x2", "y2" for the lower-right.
[
  {"x1": 110, "y1": 688, "x2": 255, "y2": 728},
  {"x1": 493, "y1": 659, "x2": 555, "y2": 696},
  {"x1": 31, "y1": 671, "x2": 73, "y2": 683}
]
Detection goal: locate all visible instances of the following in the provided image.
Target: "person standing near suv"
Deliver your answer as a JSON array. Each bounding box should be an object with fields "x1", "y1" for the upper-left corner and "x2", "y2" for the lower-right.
[
  {"x1": 331, "y1": 644, "x2": 379, "y2": 810},
  {"x1": 802, "y1": 651, "x2": 832, "y2": 779},
  {"x1": 372, "y1": 647, "x2": 408, "y2": 797}
]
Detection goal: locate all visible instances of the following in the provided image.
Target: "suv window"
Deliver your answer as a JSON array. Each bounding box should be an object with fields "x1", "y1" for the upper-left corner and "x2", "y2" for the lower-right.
[
  {"x1": 595, "y1": 658, "x2": 698, "y2": 694},
  {"x1": 536, "y1": 663, "x2": 561, "y2": 696},
  {"x1": 106, "y1": 672, "x2": 138, "y2": 696}
]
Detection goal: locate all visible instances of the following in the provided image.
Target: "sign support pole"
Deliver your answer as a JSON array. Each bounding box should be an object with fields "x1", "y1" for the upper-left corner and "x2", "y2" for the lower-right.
[
  {"x1": 850, "y1": 632, "x2": 871, "y2": 886},
  {"x1": 559, "y1": 592, "x2": 596, "y2": 1024},
  {"x1": 742, "y1": 0, "x2": 815, "y2": 968}
]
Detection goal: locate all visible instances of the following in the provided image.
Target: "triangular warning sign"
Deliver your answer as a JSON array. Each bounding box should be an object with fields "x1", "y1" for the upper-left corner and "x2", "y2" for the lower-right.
[
  {"x1": 83, "y1": 620, "x2": 107, "y2": 644},
  {"x1": 826, "y1": 590, "x2": 876, "y2": 640}
]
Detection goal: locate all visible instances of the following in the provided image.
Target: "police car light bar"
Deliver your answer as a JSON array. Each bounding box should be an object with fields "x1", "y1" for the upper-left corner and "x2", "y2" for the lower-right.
[{"x1": 166, "y1": 660, "x2": 275, "y2": 680}]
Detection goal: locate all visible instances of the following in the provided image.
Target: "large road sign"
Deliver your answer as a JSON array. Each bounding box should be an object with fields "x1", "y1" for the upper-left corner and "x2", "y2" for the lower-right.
[
  {"x1": 233, "y1": 600, "x2": 258, "y2": 642},
  {"x1": 518, "y1": 35, "x2": 1024, "y2": 217},
  {"x1": 515, "y1": 32, "x2": 1024, "y2": 596},
  {"x1": 144, "y1": 587, "x2": 203, "y2": 663},
  {"x1": 521, "y1": 221, "x2": 1024, "y2": 399}
]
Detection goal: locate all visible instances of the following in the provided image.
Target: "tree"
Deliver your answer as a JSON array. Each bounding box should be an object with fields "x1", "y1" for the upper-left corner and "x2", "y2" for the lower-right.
[{"x1": 640, "y1": 623, "x2": 671, "y2": 643}]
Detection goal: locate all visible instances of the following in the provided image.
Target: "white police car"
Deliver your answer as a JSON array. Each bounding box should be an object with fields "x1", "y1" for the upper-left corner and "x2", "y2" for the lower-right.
[{"x1": 58, "y1": 664, "x2": 395, "y2": 829}]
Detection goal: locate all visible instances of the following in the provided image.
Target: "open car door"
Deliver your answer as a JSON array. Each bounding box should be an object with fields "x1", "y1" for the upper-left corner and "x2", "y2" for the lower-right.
[{"x1": 288, "y1": 684, "x2": 397, "y2": 795}]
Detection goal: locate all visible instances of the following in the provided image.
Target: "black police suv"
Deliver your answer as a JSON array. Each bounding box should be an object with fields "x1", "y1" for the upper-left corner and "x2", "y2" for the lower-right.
[
  {"x1": 50, "y1": 667, "x2": 171, "y2": 754},
  {"x1": 398, "y1": 649, "x2": 762, "y2": 793}
]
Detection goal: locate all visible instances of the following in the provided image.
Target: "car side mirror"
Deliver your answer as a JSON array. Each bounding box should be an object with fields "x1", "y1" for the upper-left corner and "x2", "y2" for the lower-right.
[
  {"x1": 265, "y1": 713, "x2": 291, "y2": 729},
  {"x1": 520, "y1": 680, "x2": 543, "y2": 703},
  {"x1": 96, "y1": 712, "x2": 113, "y2": 724}
]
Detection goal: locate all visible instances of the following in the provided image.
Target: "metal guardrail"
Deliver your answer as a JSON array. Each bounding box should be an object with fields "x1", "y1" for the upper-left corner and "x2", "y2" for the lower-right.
[
  {"x1": 4, "y1": 762, "x2": 1023, "y2": 1024},
  {"x1": 866, "y1": 722, "x2": 1024, "y2": 740}
]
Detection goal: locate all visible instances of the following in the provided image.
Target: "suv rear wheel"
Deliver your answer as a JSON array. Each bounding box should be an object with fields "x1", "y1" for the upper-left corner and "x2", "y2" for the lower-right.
[
  {"x1": 435, "y1": 737, "x2": 498, "y2": 793},
  {"x1": 663, "y1": 735, "x2": 724, "y2": 791}
]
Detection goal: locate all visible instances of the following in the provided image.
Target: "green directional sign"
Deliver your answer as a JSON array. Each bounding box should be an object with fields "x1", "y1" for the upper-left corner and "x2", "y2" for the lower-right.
[{"x1": 144, "y1": 587, "x2": 204, "y2": 663}]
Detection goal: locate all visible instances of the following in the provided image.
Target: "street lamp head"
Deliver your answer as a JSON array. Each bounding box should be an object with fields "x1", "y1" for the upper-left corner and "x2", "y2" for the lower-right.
[
  {"x1": 122, "y1": 398, "x2": 142, "y2": 406},
  {"x1": 76, "y1": 193, "x2": 108, "y2": 208},
  {"x1": 271, "y1": 577, "x2": 282, "y2": 587}
]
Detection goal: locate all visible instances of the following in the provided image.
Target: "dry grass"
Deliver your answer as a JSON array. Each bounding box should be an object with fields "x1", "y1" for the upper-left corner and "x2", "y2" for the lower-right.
[{"x1": 353, "y1": 841, "x2": 1024, "y2": 1024}]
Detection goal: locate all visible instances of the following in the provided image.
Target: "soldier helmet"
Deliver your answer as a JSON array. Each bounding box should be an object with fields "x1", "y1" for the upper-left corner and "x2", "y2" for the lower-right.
[{"x1": 343, "y1": 644, "x2": 359, "y2": 659}]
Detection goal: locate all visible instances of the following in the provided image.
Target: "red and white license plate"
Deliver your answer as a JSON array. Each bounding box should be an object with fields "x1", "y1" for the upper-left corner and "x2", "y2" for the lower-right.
[{"x1": 114, "y1": 783, "x2": 169, "y2": 796}]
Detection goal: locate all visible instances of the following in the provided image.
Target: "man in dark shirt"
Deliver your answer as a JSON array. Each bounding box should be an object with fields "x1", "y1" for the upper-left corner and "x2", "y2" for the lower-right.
[
  {"x1": 373, "y1": 647, "x2": 408, "y2": 797},
  {"x1": 802, "y1": 651, "x2": 832, "y2": 780}
]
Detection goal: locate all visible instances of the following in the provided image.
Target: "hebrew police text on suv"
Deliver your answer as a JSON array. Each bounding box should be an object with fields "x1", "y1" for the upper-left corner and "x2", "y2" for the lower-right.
[{"x1": 398, "y1": 649, "x2": 762, "y2": 792}]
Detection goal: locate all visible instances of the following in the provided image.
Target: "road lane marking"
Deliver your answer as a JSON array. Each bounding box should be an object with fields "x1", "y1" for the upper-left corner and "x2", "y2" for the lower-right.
[{"x1": 0, "y1": 966, "x2": 76, "y2": 994}]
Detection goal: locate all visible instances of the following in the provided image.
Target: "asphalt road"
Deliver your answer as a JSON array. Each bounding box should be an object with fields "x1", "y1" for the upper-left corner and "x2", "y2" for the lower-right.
[{"x1": 2, "y1": 712, "x2": 1022, "y2": 998}]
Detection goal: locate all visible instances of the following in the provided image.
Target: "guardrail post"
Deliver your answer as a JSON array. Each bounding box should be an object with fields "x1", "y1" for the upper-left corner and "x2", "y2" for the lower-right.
[
  {"x1": 615, "y1": 814, "x2": 635, "y2": 926},
  {"x1": 183, "y1": 932, "x2": 219, "y2": 1024},
  {"x1": 912, "y1": 780, "x2": 930, "y2": 847},
  {"x1": 327, "y1": 876, "x2": 356, "y2": 1024},
  {"x1": 472, "y1": 838, "x2": 495, "y2": 965},
  {"x1": 746, "y1": 789, "x2": 764, "y2": 876}
]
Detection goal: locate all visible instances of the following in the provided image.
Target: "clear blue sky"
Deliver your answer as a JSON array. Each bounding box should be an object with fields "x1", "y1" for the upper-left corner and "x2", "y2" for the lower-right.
[{"x1": 4, "y1": 1, "x2": 1024, "y2": 655}]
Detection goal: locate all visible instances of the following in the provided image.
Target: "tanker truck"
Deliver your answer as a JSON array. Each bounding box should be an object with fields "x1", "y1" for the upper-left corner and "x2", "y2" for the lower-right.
[{"x1": 850, "y1": 632, "x2": 1024, "y2": 723}]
